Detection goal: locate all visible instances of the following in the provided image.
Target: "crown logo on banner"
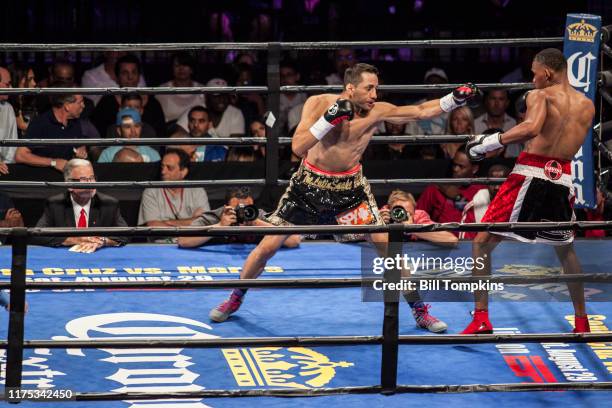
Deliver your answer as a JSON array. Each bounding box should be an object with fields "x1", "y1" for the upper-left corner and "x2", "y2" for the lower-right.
[
  {"x1": 567, "y1": 19, "x2": 598, "y2": 43},
  {"x1": 222, "y1": 347, "x2": 354, "y2": 389}
]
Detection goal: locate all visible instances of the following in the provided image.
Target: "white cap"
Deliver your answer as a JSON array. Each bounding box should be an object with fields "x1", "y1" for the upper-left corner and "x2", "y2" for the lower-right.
[
  {"x1": 206, "y1": 78, "x2": 228, "y2": 87},
  {"x1": 424, "y1": 67, "x2": 448, "y2": 82}
]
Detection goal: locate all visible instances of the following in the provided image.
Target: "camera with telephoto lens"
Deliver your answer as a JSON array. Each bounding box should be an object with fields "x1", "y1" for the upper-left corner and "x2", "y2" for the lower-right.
[
  {"x1": 234, "y1": 204, "x2": 258, "y2": 224},
  {"x1": 390, "y1": 206, "x2": 411, "y2": 223}
]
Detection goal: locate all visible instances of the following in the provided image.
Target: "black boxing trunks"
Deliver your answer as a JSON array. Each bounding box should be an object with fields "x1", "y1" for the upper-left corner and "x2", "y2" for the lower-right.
[
  {"x1": 481, "y1": 152, "x2": 575, "y2": 244},
  {"x1": 268, "y1": 159, "x2": 383, "y2": 230}
]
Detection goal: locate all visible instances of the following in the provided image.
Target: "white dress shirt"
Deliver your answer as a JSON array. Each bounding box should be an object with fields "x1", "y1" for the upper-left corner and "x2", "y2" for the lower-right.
[{"x1": 70, "y1": 196, "x2": 92, "y2": 227}]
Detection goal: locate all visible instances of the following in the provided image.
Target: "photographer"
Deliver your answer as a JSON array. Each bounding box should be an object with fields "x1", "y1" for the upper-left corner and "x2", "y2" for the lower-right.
[
  {"x1": 381, "y1": 190, "x2": 458, "y2": 245},
  {"x1": 178, "y1": 187, "x2": 301, "y2": 248}
]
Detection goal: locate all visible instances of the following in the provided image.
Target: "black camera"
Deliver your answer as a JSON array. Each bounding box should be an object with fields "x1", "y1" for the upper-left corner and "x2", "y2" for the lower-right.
[
  {"x1": 389, "y1": 206, "x2": 410, "y2": 223},
  {"x1": 234, "y1": 204, "x2": 258, "y2": 224}
]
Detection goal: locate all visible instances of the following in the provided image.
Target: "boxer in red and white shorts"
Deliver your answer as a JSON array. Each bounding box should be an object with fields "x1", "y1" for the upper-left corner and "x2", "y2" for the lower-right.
[
  {"x1": 481, "y1": 152, "x2": 575, "y2": 243},
  {"x1": 461, "y1": 48, "x2": 595, "y2": 334}
]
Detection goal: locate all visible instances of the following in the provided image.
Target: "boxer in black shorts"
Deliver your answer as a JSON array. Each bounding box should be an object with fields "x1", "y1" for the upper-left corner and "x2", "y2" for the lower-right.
[
  {"x1": 269, "y1": 159, "x2": 381, "y2": 227},
  {"x1": 209, "y1": 62, "x2": 478, "y2": 332}
]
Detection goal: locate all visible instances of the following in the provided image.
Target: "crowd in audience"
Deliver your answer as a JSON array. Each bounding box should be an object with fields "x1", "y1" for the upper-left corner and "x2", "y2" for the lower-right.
[{"x1": 0, "y1": 47, "x2": 608, "y2": 241}]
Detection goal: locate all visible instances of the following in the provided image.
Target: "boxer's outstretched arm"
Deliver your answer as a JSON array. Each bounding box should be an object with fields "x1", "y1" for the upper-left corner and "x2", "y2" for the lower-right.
[
  {"x1": 498, "y1": 90, "x2": 547, "y2": 144},
  {"x1": 378, "y1": 100, "x2": 445, "y2": 124},
  {"x1": 380, "y1": 83, "x2": 479, "y2": 124}
]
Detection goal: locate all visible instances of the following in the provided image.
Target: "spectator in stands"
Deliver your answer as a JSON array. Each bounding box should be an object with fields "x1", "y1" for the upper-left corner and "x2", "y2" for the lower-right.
[
  {"x1": 0, "y1": 191, "x2": 24, "y2": 229},
  {"x1": 36, "y1": 59, "x2": 95, "y2": 119},
  {"x1": 171, "y1": 107, "x2": 228, "y2": 162},
  {"x1": 417, "y1": 149, "x2": 486, "y2": 228},
  {"x1": 113, "y1": 147, "x2": 144, "y2": 163},
  {"x1": 475, "y1": 89, "x2": 523, "y2": 157},
  {"x1": 138, "y1": 149, "x2": 210, "y2": 242},
  {"x1": 178, "y1": 186, "x2": 300, "y2": 248},
  {"x1": 168, "y1": 126, "x2": 193, "y2": 158},
  {"x1": 442, "y1": 106, "x2": 475, "y2": 159},
  {"x1": 459, "y1": 164, "x2": 511, "y2": 239},
  {"x1": 34, "y1": 158, "x2": 128, "y2": 251},
  {"x1": 250, "y1": 118, "x2": 266, "y2": 158},
  {"x1": 515, "y1": 95, "x2": 527, "y2": 124},
  {"x1": 157, "y1": 52, "x2": 205, "y2": 124},
  {"x1": 490, "y1": 95, "x2": 528, "y2": 159},
  {"x1": 0, "y1": 191, "x2": 25, "y2": 303},
  {"x1": 177, "y1": 78, "x2": 245, "y2": 137},
  {"x1": 234, "y1": 52, "x2": 257, "y2": 67},
  {"x1": 188, "y1": 106, "x2": 227, "y2": 161},
  {"x1": 325, "y1": 48, "x2": 356, "y2": 85},
  {"x1": 576, "y1": 188, "x2": 611, "y2": 238},
  {"x1": 407, "y1": 68, "x2": 449, "y2": 136},
  {"x1": 82, "y1": 52, "x2": 147, "y2": 106},
  {"x1": 380, "y1": 190, "x2": 457, "y2": 244},
  {"x1": 418, "y1": 145, "x2": 439, "y2": 160},
  {"x1": 37, "y1": 58, "x2": 74, "y2": 88},
  {"x1": 279, "y1": 60, "x2": 307, "y2": 134},
  {"x1": 287, "y1": 102, "x2": 304, "y2": 135},
  {"x1": 8, "y1": 63, "x2": 37, "y2": 136},
  {"x1": 105, "y1": 94, "x2": 158, "y2": 139},
  {"x1": 15, "y1": 82, "x2": 88, "y2": 172},
  {"x1": 93, "y1": 93, "x2": 158, "y2": 161},
  {"x1": 226, "y1": 146, "x2": 258, "y2": 162},
  {"x1": 0, "y1": 189, "x2": 24, "y2": 247},
  {"x1": 365, "y1": 122, "x2": 415, "y2": 160},
  {"x1": 231, "y1": 63, "x2": 266, "y2": 128},
  {"x1": 92, "y1": 54, "x2": 165, "y2": 137},
  {"x1": 0, "y1": 67, "x2": 17, "y2": 170},
  {"x1": 98, "y1": 108, "x2": 161, "y2": 163},
  {"x1": 474, "y1": 89, "x2": 516, "y2": 134}
]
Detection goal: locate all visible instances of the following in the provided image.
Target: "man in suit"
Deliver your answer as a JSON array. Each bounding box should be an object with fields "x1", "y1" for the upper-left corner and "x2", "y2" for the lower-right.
[{"x1": 35, "y1": 158, "x2": 128, "y2": 252}]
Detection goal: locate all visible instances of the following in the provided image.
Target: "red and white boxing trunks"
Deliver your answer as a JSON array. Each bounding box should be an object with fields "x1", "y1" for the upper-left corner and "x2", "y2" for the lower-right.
[{"x1": 481, "y1": 152, "x2": 575, "y2": 244}]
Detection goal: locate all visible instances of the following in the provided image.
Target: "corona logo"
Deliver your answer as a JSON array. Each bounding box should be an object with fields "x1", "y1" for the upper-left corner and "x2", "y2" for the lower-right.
[
  {"x1": 222, "y1": 347, "x2": 353, "y2": 389},
  {"x1": 566, "y1": 19, "x2": 598, "y2": 43}
]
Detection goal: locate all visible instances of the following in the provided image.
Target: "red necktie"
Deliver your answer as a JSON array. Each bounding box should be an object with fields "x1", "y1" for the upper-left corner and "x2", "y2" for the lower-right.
[{"x1": 78, "y1": 208, "x2": 87, "y2": 228}]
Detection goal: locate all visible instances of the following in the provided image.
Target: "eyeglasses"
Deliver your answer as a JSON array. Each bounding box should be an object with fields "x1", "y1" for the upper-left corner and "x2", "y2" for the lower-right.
[{"x1": 68, "y1": 176, "x2": 96, "y2": 182}]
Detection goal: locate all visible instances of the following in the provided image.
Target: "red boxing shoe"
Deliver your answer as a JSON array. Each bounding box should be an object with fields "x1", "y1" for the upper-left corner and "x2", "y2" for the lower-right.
[
  {"x1": 460, "y1": 310, "x2": 493, "y2": 334},
  {"x1": 573, "y1": 315, "x2": 591, "y2": 333}
]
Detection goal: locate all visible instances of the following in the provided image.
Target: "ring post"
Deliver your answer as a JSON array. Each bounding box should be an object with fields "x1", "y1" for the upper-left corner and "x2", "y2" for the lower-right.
[
  {"x1": 381, "y1": 224, "x2": 403, "y2": 394},
  {"x1": 5, "y1": 227, "x2": 28, "y2": 394},
  {"x1": 266, "y1": 42, "x2": 281, "y2": 186}
]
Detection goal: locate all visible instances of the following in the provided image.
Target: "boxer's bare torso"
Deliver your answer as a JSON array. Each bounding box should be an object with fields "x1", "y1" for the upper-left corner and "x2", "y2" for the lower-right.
[{"x1": 523, "y1": 84, "x2": 594, "y2": 160}]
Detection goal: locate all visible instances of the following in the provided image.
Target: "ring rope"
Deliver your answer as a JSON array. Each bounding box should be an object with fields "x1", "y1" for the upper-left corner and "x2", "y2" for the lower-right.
[
  {"x1": 0, "y1": 178, "x2": 507, "y2": 190},
  {"x1": 0, "y1": 220, "x2": 609, "y2": 238},
  {"x1": 0, "y1": 82, "x2": 533, "y2": 96},
  {"x1": 64, "y1": 382, "x2": 612, "y2": 400},
  {"x1": 0, "y1": 37, "x2": 563, "y2": 52},
  {"x1": 0, "y1": 273, "x2": 608, "y2": 291},
  {"x1": 0, "y1": 332, "x2": 608, "y2": 350},
  {"x1": 0, "y1": 135, "x2": 474, "y2": 147}
]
